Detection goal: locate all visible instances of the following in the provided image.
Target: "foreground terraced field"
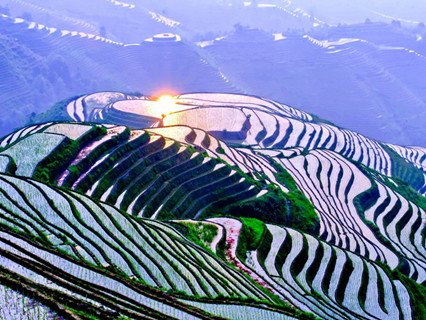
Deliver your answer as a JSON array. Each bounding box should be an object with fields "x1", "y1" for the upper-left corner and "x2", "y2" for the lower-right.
[
  {"x1": 0, "y1": 173, "x2": 269, "y2": 300},
  {"x1": 0, "y1": 173, "x2": 304, "y2": 319},
  {"x1": 0, "y1": 92, "x2": 425, "y2": 319},
  {"x1": 0, "y1": 284, "x2": 57, "y2": 320}
]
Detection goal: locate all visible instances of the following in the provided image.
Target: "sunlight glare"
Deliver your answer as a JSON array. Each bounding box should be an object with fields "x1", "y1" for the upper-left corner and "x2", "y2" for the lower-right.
[{"x1": 157, "y1": 95, "x2": 176, "y2": 116}]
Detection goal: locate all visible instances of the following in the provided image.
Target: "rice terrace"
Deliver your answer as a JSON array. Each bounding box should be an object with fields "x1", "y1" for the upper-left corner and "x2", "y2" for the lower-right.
[{"x1": 0, "y1": 0, "x2": 425, "y2": 319}]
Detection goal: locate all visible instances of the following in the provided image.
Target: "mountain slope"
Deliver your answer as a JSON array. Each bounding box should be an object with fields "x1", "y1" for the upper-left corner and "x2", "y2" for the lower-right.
[
  {"x1": 202, "y1": 25, "x2": 426, "y2": 145},
  {"x1": 0, "y1": 92, "x2": 425, "y2": 319}
]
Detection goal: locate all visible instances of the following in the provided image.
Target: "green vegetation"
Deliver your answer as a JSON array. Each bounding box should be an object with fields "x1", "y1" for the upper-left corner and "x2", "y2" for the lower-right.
[
  {"x1": 173, "y1": 221, "x2": 219, "y2": 251},
  {"x1": 110, "y1": 145, "x2": 192, "y2": 207},
  {"x1": 305, "y1": 244, "x2": 324, "y2": 287},
  {"x1": 310, "y1": 113, "x2": 338, "y2": 126},
  {"x1": 353, "y1": 175, "x2": 396, "y2": 251},
  {"x1": 3, "y1": 155, "x2": 17, "y2": 175},
  {"x1": 236, "y1": 217, "x2": 266, "y2": 258},
  {"x1": 240, "y1": 217, "x2": 265, "y2": 250},
  {"x1": 321, "y1": 248, "x2": 337, "y2": 295},
  {"x1": 0, "y1": 173, "x2": 291, "y2": 319},
  {"x1": 256, "y1": 227, "x2": 273, "y2": 268},
  {"x1": 64, "y1": 127, "x2": 131, "y2": 189},
  {"x1": 213, "y1": 192, "x2": 286, "y2": 222},
  {"x1": 290, "y1": 236, "x2": 309, "y2": 276},
  {"x1": 33, "y1": 125, "x2": 106, "y2": 184},
  {"x1": 358, "y1": 261, "x2": 369, "y2": 311},
  {"x1": 216, "y1": 146, "x2": 225, "y2": 154},
  {"x1": 91, "y1": 136, "x2": 174, "y2": 199},
  {"x1": 354, "y1": 164, "x2": 426, "y2": 254},
  {"x1": 335, "y1": 258, "x2": 354, "y2": 305},
  {"x1": 207, "y1": 152, "x2": 319, "y2": 235},
  {"x1": 274, "y1": 161, "x2": 319, "y2": 234},
  {"x1": 283, "y1": 189, "x2": 319, "y2": 234},
  {"x1": 383, "y1": 144, "x2": 425, "y2": 191},
  {"x1": 391, "y1": 269, "x2": 426, "y2": 320},
  {"x1": 353, "y1": 177, "x2": 380, "y2": 213},
  {"x1": 219, "y1": 163, "x2": 320, "y2": 234},
  {"x1": 2, "y1": 86, "x2": 424, "y2": 320},
  {"x1": 273, "y1": 161, "x2": 319, "y2": 235},
  {"x1": 375, "y1": 260, "x2": 426, "y2": 320},
  {"x1": 274, "y1": 229, "x2": 292, "y2": 275},
  {"x1": 32, "y1": 137, "x2": 75, "y2": 183},
  {"x1": 383, "y1": 176, "x2": 426, "y2": 212},
  {"x1": 29, "y1": 96, "x2": 81, "y2": 125}
]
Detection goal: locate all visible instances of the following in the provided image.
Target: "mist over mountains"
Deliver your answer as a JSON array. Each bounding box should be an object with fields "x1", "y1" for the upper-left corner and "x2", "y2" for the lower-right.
[{"x1": 1, "y1": 0, "x2": 425, "y2": 145}]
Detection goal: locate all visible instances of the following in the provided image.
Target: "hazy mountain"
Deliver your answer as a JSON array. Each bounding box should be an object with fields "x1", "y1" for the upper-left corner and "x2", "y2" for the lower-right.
[
  {"x1": 202, "y1": 23, "x2": 426, "y2": 145},
  {"x1": 1, "y1": 0, "x2": 426, "y2": 145}
]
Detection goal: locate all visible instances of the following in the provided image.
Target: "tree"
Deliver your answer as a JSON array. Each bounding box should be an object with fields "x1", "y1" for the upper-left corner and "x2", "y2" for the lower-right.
[
  {"x1": 0, "y1": 5, "x2": 10, "y2": 15},
  {"x1": 391, "y1": 20, "x2": 402, "y2": 28},
  {"x1": 21, "y1": 12, "x2": 33, "y2": 21},
  {"x1": 99, "y1": 25, "x2": 107, "y2": 38}
]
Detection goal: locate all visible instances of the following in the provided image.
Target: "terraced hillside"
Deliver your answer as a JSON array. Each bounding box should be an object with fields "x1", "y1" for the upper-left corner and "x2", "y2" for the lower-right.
[
  {"x1": 0, "y1": 122, "x2": 269, "y2": 221},
  {"x1": 189, "y1": 217, "x2": 415, "y2": 320},
  {"x1": 280, "y1": 150, "x2": 426, "y2": 283},
  {"x1": 202, "y1": 25, "x2": 426, "y2": 146},
  {"x1": 60, "y1": 92, "x2": 424, "y2": 194},
  {"x1": 0, "y1": 92, "x2": 425, "y2": 319},
  {"x1": 0, "y1": 173, "x2": 302, "y2": 319}
]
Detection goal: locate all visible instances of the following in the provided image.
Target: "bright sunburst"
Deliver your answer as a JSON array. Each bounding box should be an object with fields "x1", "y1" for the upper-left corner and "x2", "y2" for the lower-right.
[{"x1": 157, "y1": 95, "x2": 176, "y2": 116}]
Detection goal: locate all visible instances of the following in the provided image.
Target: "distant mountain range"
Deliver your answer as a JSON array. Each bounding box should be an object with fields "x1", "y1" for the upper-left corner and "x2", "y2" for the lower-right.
[
  {"x1": 0, "y1": 92, "x2": 424, "y2": 319},
  {"x1": 1, "y1": 0, "x2": 426, "y2": 145}
]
